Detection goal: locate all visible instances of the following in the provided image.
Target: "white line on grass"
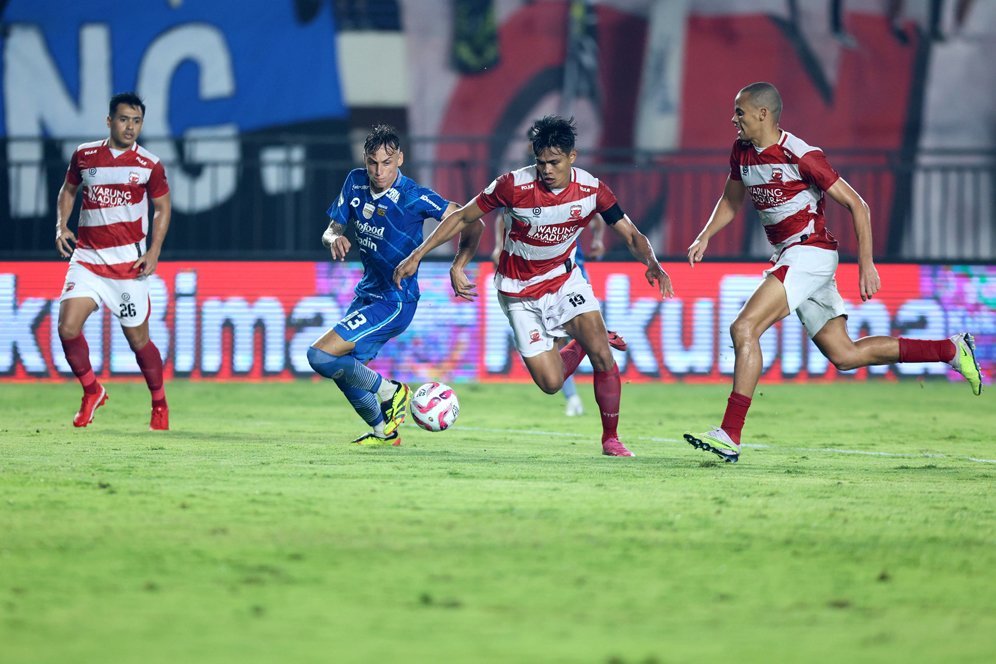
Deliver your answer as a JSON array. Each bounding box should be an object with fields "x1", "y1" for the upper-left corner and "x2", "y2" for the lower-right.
[{"x1": 454, "y1": 426, "x2": 996, "y2": 465}]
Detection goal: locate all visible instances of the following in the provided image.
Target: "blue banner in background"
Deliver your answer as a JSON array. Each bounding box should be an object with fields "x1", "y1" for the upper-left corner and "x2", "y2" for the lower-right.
[{"x1": 0, "y1": 0, "x2": 346, "y2": 137}]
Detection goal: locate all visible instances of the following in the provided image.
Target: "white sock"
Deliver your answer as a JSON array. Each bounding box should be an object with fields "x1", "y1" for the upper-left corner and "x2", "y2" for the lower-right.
[{"x1": 376, "y1": 379, "x2": 397, "y2": 402}]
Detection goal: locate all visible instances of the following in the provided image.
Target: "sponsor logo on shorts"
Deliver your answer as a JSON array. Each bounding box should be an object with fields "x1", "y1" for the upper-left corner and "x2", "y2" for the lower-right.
[
  {"x1": 529, "y1": 329, "x2": 541, "y2": 344},
  {"x1": 64, "y1": 281, "x2": 75, "y2": 293},
  {"x1": 122, "y1": 292, "x2": 131, "y2": 302}
]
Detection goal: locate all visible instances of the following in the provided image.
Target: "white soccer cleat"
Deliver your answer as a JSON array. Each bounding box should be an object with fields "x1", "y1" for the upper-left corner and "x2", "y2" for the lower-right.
[
  {"x1": 565, "y1": 394, "x2": 584, "y2": 417},
  {"x1": 949, "y1": 332, "x2": 983, "y2": 396},
  {"x1": 684, "y1": 426, "x2": 741, "y2": 463}
]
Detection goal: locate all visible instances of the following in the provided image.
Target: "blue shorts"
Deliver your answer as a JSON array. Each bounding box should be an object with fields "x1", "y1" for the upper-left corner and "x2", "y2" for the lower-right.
[{"x1": 333, "y1": 297, "x2": 418, "y2": 363}]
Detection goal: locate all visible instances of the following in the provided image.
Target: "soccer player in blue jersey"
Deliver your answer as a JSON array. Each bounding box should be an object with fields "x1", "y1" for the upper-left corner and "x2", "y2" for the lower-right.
[{"x1": 306, "y1": 125, "x2": 476, "y2": 445}]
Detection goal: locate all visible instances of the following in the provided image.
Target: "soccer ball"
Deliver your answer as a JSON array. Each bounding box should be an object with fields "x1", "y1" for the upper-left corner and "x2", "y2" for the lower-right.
[{"x1": 410, "y1": 382, "x2": 460, "y2": 432}]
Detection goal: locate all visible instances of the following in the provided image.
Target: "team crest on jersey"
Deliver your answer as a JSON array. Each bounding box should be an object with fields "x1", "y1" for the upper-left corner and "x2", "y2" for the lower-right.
[
  {"x1": 569, "y1": 205, "x2": 582, "y2": 219},
  {"x1": 362, "y1": 202, "x2": 375, "y2": 219},
  {"x1": 769, "y1": 168, "x2": 784, "y2": 183},
  {"x1": 741, "y1": 165, "x2": 749, "y2": 177},
  {"x1": 129, "y1": 171, "x2": 140, "y2": 184},
  {"x1": 529, "y1": 329, "x2": 541, "y2": 343}
]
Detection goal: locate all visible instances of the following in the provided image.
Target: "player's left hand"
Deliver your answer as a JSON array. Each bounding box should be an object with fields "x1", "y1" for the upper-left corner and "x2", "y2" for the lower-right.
[
  {"x1": 393, "y1": 254, "x2": 420, "y2": 289},
  {"x1": 858, "y1": 261, "x2": 880, "y2": 301},
  {"x1": 133, "y1": 247, "x2": 160, "y2": 277},
  {"x1": 449, "y1": 266, "x2": 477, "y2": 301},
  {"x1": 647, "y1": 263, "x2": 675, "y2": 298}
]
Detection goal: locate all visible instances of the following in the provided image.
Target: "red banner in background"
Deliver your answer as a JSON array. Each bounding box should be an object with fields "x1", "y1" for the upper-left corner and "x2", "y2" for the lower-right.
[{"x1": 2, "y1": 262, "x2": 993, "y2": 384}]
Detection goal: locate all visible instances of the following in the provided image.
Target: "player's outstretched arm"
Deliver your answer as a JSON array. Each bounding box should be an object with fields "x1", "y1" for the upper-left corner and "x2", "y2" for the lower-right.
[
  {"x1": 55, "y1": 181, "x2": 79, "y2": 259},
  {"x1": 688, "y1": 177, "x2": 746, "y2": 266},
  {"x1": 450, "y1": 202, "x2": 484, "y2": 300},
  {"x1": 826, "y1": 177, "x2": 879, "y2": 301},
  {"x1": 393, "y1": 200, "x2": 485, "y2": 288},
  {"x1": 611, "y1": 215, "x2": 674, "y2": 298},
  {"x1": 133, "y1": 192, "x2": 171, "y2": 276},
  {"x1": 322, "y1": 221, "x2": 352, "y2": 261}
]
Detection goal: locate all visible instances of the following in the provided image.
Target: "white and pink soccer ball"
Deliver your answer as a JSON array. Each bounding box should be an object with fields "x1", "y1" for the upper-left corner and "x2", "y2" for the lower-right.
[{"x1": 410, "y1": 382, "x2": 460, "y2": 432}]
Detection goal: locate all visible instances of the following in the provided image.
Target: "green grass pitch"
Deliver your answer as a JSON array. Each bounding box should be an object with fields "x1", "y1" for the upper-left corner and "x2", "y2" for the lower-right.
[{"x1": 1, "y1": 380, "x2": 994, "y2": 663}]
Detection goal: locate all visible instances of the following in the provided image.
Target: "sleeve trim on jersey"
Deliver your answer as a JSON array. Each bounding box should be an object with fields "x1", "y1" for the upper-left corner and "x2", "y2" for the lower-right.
[{"x1": 600, "y1": 203, "x2": 625, "y2": 225}]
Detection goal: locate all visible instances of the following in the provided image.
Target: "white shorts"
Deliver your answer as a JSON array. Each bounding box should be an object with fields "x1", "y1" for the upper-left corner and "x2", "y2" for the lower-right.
[
  {"x1": 763, "y1": 245, "x2": 847, "y2": 337},
  {"x1": 497, "y1": 269, "x2": 602, "y2": 358},
  {"x1": 60, "y1": 263, "x2": 150, "y2": 328}
]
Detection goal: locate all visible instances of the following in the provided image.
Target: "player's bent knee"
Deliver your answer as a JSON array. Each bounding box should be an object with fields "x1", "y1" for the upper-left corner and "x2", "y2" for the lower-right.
[
  {"x1": 829, "y1": 353, "x2": 861, "y2": 372},
  {"x1": 729, "y1": 318, "x2": 757, "y2": 344},
  {"x1": 57, "y1": 322, "x2": 82, "y2": 340},
  {"x1": 307, "y1": 346, "x2": 349, "y2": 377}
]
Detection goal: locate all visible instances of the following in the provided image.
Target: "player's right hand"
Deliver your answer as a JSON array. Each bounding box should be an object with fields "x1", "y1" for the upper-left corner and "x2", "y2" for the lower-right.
[
  {"x1": 326, "y1": 235, "x2": 351, "y2": 261},
  {"x1": 393, "y1": 254, "x2": 420, "y2": 288},
  {"x1": 55, "y1": 227, "x2": 76, "y2": 259},
  {"x1": 687, "y1": 237, "x2": 708, "y2": 267}
]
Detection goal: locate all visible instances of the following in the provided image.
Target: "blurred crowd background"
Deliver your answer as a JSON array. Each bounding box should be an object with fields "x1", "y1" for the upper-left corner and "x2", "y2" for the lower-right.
[{"x1": 2, "y1": 0, "x2": 993, "y2": 263}]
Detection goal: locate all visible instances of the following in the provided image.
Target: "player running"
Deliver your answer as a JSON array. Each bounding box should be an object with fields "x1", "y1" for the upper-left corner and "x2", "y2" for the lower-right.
[
  {"x1": 394, "y1": 115, "x2": 674, "y2": 457},
  {"x1": 307, "y1": 124, "x2": 477, "y2": 445},
  {"x1": 684, "y1": 82, "x2": 983, "y2": 464},
  {"x1": 492, "y1": 210, "x2": 606, "y2": 417},
  {"x1": 55, "y1": 92, "x2": 172, "y2": 430}
]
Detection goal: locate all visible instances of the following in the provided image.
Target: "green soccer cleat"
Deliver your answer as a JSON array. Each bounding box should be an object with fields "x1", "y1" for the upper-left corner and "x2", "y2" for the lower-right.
[
  {"x1": 949, "y1": 333, "x2": 983, "y2": 396},
  {"x1": 380, "y1": 380, "x2": 411, "y2": 435},
  {"x1": 684, "y1": 427, "x2": 741, "y2": 463}
]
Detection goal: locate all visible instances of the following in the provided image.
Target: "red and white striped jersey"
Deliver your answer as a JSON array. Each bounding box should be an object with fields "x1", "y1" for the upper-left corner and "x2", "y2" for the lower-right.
[
  {"x1": 476, "y1": 166, "x2": 617, "y2": 298},
  {"x1": 730, "y1": 130, "x2": 840, "y2": 259},
  {"x1": 65, "y1": 140, "x2": 169, "y2": 279}
]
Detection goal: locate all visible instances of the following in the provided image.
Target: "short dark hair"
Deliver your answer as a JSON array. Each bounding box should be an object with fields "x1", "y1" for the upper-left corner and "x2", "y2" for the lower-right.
[
  {"x1": 364, "y1": 124, "x2": 401, "y2": 155},
  {"x1": 739, "y1": 82, "x2": 782, "y2": 122},
  {"x1": 527, "y1": 115, "x2": 577, "y2": 155},
  {"x1": 109, "y1": 92, "x2": 145, "y2": 117}
]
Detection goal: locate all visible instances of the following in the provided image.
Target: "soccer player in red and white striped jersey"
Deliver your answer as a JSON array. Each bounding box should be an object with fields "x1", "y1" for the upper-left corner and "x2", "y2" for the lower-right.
[
  {"x1": 55, "y1": 92, "x2": 173, "y2": 431},
  {"x1": 394, "y1": 116, "x2": 674, "y2": 457},
  {"x1": 684, "y1": 82, "x2": 983, "y2": 463}
]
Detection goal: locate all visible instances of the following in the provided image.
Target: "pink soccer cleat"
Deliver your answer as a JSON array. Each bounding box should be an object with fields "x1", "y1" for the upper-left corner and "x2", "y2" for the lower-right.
[
  {"x1": 607, "y1": 330, "x2": 628, "y2": 351},
  {"x1": 73, "y1": 384, "x2": 108, "y2": 428},
  {"x1": 150, "y1": 404, "x2": 170, "y2": 431},
  {"x1": 602, "y1": 437, "x2": 635, "y2": 457}
]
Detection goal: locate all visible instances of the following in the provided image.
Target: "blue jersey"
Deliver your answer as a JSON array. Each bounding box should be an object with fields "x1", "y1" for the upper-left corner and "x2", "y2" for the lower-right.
[{"x1": 327, "y1": 169, "x2": 450, "y2": 302}]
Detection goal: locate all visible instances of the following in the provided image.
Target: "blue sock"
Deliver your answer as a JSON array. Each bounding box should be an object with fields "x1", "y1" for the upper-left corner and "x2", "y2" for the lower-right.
[
  {"x1": 562, "y1": 374, "x2": 578, "y2": 400},
  {"x1": 307, "y1": 346, "x2": 383, "y2": 393},
  {"x1": 338, "y1": 381, "x2": 384, "y2": 427}
]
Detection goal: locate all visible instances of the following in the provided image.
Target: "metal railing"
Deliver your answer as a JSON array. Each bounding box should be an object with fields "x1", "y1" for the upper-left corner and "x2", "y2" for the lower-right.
[{"x1": 2, "y1": 136, "x2": 993, "y2": 262}]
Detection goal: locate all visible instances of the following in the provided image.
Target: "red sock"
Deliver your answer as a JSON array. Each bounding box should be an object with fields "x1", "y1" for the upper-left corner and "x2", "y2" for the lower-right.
[
  {"x1": 60, "y1": 333, "x2": 98, "y2": 394},
  {"x1": 135, "y1": 340, "x2": 167, "y2": 406},
  {"x1": 720, "y1": 392, "x2": 752, "y2": 444},
  {"x1": 898, "y1": 338, "x2": 955, "y2": 363},
  {"x1": 560, "y1": 340, "x2": 587, "y2": 380},
  {"x1": 593, "y1": 364, "x2": 621, "y2": 442}
]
